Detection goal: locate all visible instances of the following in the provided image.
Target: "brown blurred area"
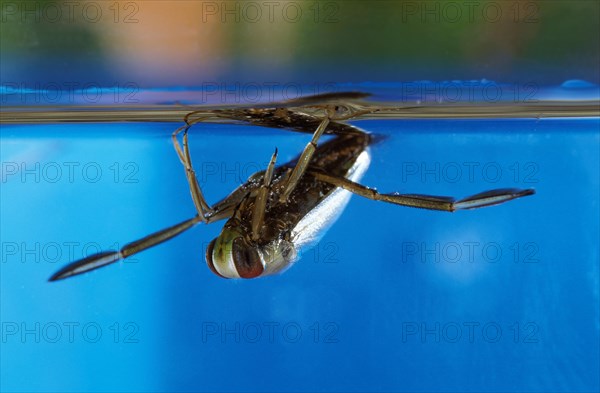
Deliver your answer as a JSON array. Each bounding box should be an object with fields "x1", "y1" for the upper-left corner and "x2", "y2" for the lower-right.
[{"x1": 1, "y1": 0, "x2": 598, "y2": 86}]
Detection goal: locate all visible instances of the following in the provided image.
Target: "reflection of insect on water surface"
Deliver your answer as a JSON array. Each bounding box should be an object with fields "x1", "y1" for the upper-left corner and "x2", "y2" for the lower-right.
[{"x1": 49, "y1": 92, "x2": 535, "y2": 281}]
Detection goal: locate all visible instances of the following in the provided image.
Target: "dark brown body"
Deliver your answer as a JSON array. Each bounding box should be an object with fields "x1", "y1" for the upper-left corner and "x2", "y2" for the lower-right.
[{"x1": 212, "y1": 109, "x2": 372, "y2": 248}]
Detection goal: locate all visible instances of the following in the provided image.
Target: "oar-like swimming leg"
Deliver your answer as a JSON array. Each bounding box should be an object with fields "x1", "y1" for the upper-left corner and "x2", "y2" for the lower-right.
[
  {"x1": 308, "y1": 169, "x2": 535, "y2": 212},
  {"x1": 47, "y1": 192, "x2": 247, "y2": 283},
  {"x1": 49, "y1": 216, "x2": 202, "y2": 282},
  {"x1": 49, "y1": 118, "x2": 254, "y2": 282}
]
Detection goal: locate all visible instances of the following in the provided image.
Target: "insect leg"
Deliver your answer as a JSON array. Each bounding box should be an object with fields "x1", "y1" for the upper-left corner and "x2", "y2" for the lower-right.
[
  {"x1": 172, "y1": 121, "x2": 213, "y2": 220},
  {"x1": 251, "y1": 148, "x2": 278, "y2": 241},
  {"x1": 279, "y1": 109, "x2": 334, "y2": 202},
  {"x1": 47, "y1": 190, "x2": 246, "y2": 283},
  {"x1": 309, "y1": 170, "x2": 535, "y2": 212},
  {"x1": 49, "y1": 115, "x2": 256, "y2": 282},
  {"x1": 48, "y1": 215, "x2": 202, "y2": 281}
]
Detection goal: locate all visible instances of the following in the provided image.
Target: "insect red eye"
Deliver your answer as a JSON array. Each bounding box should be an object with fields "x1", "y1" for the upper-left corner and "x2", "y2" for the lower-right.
[
  {"x1": 232, "y1": 238, "x2": 264, "y2": 279},
  {"x1": 205, "y1": 238, "x2": 227, "y2": 279}
]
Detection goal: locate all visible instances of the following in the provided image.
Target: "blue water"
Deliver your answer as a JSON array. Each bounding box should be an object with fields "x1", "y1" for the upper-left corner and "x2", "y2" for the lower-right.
[{"x1": 1, "y1": 118, "x2": 599, "y2": 392}]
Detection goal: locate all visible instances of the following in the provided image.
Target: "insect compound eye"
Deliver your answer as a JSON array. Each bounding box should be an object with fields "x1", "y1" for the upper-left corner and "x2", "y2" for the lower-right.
[
  {"x1": 205, "y1": 238, "x2": 228, "y2": 279},
  {"x1": 231, "y1": 237, "x2": 264, "y2": 279}
]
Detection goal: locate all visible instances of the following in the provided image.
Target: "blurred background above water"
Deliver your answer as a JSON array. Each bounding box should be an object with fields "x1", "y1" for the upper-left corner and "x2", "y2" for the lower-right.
[{"x1": 1, "y1": 0, "x2": 599, "y2": 91}]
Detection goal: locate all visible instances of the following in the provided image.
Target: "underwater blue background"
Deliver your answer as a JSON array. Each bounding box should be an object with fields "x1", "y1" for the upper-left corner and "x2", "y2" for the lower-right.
[
  {"x1": 1, "y1": 115, "x2": 598, "y2": 392},
  {"x1": 2, "y1": 0, "x2": 599, "y2": 390}
]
